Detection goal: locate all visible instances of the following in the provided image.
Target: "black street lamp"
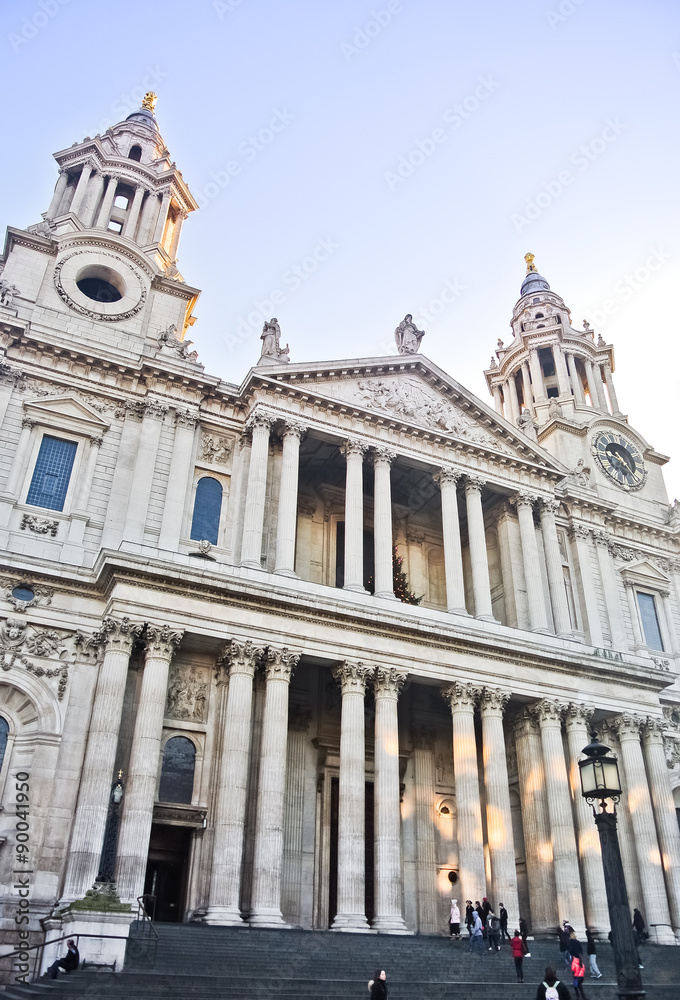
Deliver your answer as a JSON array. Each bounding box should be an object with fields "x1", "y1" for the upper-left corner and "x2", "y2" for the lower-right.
[
  {"x1": 578, "y1": 735, "x2": 646, "y2": 1000},
  {"x1": 96, "y1": 770, "x2": 124, "y2": 883}
]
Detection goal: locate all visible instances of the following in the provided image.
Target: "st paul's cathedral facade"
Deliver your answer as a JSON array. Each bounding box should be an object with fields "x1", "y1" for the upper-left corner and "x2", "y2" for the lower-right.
[{"x1": 0, "y1": 95, "x2": 679, "y2": 955}]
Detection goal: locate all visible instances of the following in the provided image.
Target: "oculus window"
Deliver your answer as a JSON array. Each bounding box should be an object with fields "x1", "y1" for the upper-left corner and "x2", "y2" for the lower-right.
[{"x1": 25, "y1": 435, "x2": 77, "y2": 511}]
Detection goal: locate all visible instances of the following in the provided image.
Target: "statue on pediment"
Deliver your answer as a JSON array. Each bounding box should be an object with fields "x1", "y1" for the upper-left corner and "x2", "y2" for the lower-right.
[
  {"x1": 517, "y1": 408, "x2": 537, "y2": 440},
  {"x1": 394, "y1": 314, "x2": 424, "y2": 355},
  {"x1": 259, "y1": 318, "x2": 290, "y2": 364}
]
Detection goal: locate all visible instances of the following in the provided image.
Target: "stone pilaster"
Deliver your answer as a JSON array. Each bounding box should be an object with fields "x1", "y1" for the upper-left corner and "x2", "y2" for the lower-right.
[
  {"x1": 121, "y1": 400, "x2": 169, "y2": 544},
  {"x1": 642, "y1": 717, "x2": 680, "y2": 940},
  {"x1": 331, "y1": 661, "x2": 372, "y2": 931},
  {"x1": 372, "y1": 667, "x2": 409, "y2": 932},
  {"x1": 442, "y1": 681, "x2": 486, "y2": 905},
  {"x1": 158, "y1": 410, "x2": 199, "y2": 551},
  {"x1": 205, "y1": 639, "x2": 264, "y2": 925},
  {"x1": 116, "y1": 624, "x2": 183, "y2": 902},
  {"x1": 249, "y1": 646, "x2": 300, "y2": 926},
  {"x1": 592, "y1": 531, "x2": 627, "y2": 650},
  {"x1": 568, "y1": 524, "x2": 604, "y2": 647},
  {"x1": 514, "y1": 493, "x2": 549, "y2": 632},
  {"x1": 539, "y1": 499, "x2": 572, "y2": 637},
  {"x1": 411, "y1": 728, "x2": 439, "y2": 935}
]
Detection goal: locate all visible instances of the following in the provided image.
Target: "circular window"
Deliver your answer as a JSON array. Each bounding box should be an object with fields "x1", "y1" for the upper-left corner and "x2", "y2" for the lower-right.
[
  {"x1": 11, "y1": 585, "x2": 34, "y2": 603},
  {"x1": 76, "y1": 265, "x2": 125, "y2": 303}
]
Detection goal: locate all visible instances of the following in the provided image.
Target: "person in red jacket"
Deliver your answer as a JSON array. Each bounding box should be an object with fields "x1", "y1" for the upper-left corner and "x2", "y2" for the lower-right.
[
  {"x1": 511, "y1": 929, "x2": 526, "y2": 982},
  {"x1": 571, "y1": 954, "x2": 587, "y2": 999}
]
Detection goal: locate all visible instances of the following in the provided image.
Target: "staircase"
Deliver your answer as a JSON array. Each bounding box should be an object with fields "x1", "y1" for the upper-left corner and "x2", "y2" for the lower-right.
[{"x1": 6, "y1": 923, "x2": 680, "y2": 1000}]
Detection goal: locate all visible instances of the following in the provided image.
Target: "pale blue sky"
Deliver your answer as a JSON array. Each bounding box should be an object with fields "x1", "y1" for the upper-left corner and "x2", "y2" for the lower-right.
[{"x1": 2, "y1": 0, "x2": 679, "y2": 499}]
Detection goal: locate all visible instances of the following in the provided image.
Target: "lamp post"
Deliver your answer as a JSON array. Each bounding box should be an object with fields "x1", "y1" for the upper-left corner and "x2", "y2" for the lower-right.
[
  {"x1": 96, "y1": 770, "x2": 124, "y2": 883},
  {"x1": 578, "y1": 735, "x2": 646, "y2": 1000}
]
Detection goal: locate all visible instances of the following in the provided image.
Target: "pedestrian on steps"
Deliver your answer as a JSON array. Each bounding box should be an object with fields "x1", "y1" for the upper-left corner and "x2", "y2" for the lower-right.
[
  {"x1": 368, "y1": 969, "x2": 387, "y2": 999},
  {"x1": 468, "y1": 910, "x2": 484, "y2": 955},
  {"x1": 557, "y1": 925, "x2": 571, "y2": 968},
  {"x1": 571, "y1": 954, "x2": 587, "y2": 999},
  {"x1": 465, "y1": 900, "x2": 474, "y2": 937},
  {"x1": 499, "y1": 903, "x2": 510, "y2": 941},
  {"x1": 585, "y1": 928, "x2": 602, "y2": 979},
  {"x1": 449, "y1": 898, "x2": 460, "y2": 939},
  {"x1": 520, "y1": 916, "x2": 530, "y2": 956},
  {"x1": 536, "y1": 966, "x2": 571, "y2": 1000},
  {"x1": 487, "y1": 910, "x2": 501, "y2": 952},
  {"x1": 511, "y1": 929, "x2": 526, "y2": 982}
]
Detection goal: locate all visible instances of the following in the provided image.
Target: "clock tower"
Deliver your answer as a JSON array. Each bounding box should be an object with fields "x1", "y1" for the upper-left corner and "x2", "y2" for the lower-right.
[{"x1": 483, "y1": 254, "x2": 671, "y2": 518}]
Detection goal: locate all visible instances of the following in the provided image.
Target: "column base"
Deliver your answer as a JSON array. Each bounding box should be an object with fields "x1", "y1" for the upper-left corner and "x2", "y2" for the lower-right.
[
  {"x1": 531, "y1": 627, "x2": 552, "y2": 634},
  {"x1": 248, "y1": 907, "x2": 290, "y2": 928},
  {"x1": 273, "y1": 568, "x2": 299, "y2": 578},
  {"x1": 475, "y1": 614, "x2": 497, "y2": 623},
  {"x1": 650, "y1": 924, "x2": 676, "y2": 945},
  {"x1": 374, "y1": 591, "x2": 399, "y2": 601},
  {"x1": 343, "y1": 584, "x2": 368, "y2": 594},
  {"x1": 331, "y1": 912, "x2": 372, "y2": 932},
  {"x1": 371, "y1": 915, "x2": 412, "y2": 934},
  {"x1": 203, "y1": 905, "x2": 246, "y2": 926},
  {"x1": 448, "y1": 607, "x2": 471, "y2": 616},
  {"x1": 239, "y1": 560, "x2": 264, "y2": 570}
]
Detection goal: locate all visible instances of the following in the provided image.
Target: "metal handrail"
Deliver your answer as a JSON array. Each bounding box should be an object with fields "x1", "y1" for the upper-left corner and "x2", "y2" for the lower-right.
[{"x1": 136, "y1": 894, "x2": 158, "y2": 941}]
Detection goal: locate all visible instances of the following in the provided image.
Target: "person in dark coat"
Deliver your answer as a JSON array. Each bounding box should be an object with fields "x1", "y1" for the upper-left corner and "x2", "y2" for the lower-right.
[
  {"x1": 46, "y1": 939, "x2": 79, "y2": 979},
  {"x1": 519, "y1": 916, "x2": 530, "y2": 952},
  {"x1": 568, "y1": 931, "x2": 584, "y2": 958},
  {"x1": 535, "y1": 965, "x2": 571, "y2": 1000},
  {"x1": 499, "y1": 903, "x2": 510, "y2": 941},
  {"x1": 465, "y1": 900, "x2": 474, "y2": 936},
  {"x1": 633, "y1": 909, "x2": 646, "y2": 945},
  {"x1": 557, "y1": 925, "x2": 571, "y2": 968},
  {"x1": 585, "y1": 928, "x2": 602, "y2": 978},
  {"x1": 369, "y1": 969, "x2": 387, "y2": 1000}
]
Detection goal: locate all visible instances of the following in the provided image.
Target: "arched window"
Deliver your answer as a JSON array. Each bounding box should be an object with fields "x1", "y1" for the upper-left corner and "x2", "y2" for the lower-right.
[
  {"x1": 158, "y1": 736, "x2": 196, "y2": 804},
  {"x1": 190, "y1": 477, "x2": 222, "y2": 545},
  {"x1": 0, "y1": 717, "x2": 9, "y2": 772},
  {"x1": 128, "y1": 145, "x2": 142, "y2": 161}
]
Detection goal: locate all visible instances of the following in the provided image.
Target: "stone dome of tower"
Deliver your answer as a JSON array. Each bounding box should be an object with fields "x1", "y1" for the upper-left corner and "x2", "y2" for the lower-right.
[{"x1": 125, "y1": 92, "x2": 159, "y2": 131}]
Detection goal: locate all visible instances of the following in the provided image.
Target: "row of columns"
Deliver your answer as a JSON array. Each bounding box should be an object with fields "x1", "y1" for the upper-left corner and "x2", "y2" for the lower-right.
[
  {"x1": 239, "y1": 410, "x2": 572, "y2": 637},
  {"x1": 495, "y1": 349, "x2": 620, "y2": 420}
]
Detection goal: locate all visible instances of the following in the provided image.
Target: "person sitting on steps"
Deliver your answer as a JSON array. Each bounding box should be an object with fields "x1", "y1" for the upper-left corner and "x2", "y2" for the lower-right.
[{"x1": 45, "y1": 939, "x2": 79, "y2": 980}]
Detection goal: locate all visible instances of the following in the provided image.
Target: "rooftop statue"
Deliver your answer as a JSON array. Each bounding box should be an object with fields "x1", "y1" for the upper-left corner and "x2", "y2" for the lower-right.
[
  {"x1": 394, "y1": 314, "x2": 425, "y2": 355},
  {"x1": 259, "y1": 317, "x2": 290, "y2": 364}
]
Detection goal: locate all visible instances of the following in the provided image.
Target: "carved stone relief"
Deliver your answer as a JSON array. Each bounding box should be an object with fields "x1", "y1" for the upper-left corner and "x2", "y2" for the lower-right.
[{"x1": 165, "y1": 662, "x2": 209, "y2": 723}]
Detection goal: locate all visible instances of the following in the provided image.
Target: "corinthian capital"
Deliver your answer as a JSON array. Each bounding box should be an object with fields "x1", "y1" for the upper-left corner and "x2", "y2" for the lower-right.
[
  {"x1": 612, "y1": 712, "x2": 644, "y2": 740},
  {"x1": 513, "y1": 491, "x2": 539, "y2": 510},
  {"x1": 373, "y1": 447, "x2": 396, "y2": 468},
  {"x1": 340, "y1": 438, "x2": 368, "y2": 459},
  {"x1": 145, "y1": 624, "x2": 184, "y2": 659},
  {"x1": 94, "y1": 616, "x2": 144, "y2": 653},
  {"x1": 332, "y1": 660, "x2": 373, "y2": 696},
  {"x1": 246, "y1": 410, "x2": 274, "y2": 435},
  {"x1": 217, "y1": 638, "x2": 265, "y2": 678},
  {"x1": 434, "y1": 466, "x2": 461, "y2": 487},
  {"x1": 565, "y1": 703, "x2": 594, "y2": 731},
  {"x1": 512, "y1": 707, "x2": 539, "y2": 740},
  {"x1": 442, "y1": 681, "x2": 481, "y2": 713},
  {"x1": 373, "y1": 666, "x2": 407, "y2": 698},
  {"x1": 540, "y1": 497, "x2": 561, "y2": 516},
  {"x1": 264, "y1": 645, "x2": 300, "y2": 682},
  {"x1": 479, "y1": 687, "x2": 510, "y2": 717},
  {"x1": 282, "y1": 420, "x2": 308, "y2": 441},
  {"x1": 464, "y1": 475, "x2": 485, "y2": 496},
  {"x1": 531, "y1": 698, "x2": 566, "y2": 726},
  {"x1": 642, "y1": 716, "x2": 666, "y2": 742}
]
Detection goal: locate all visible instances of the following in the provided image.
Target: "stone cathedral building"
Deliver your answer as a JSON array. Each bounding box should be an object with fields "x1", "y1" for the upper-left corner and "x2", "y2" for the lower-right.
[{"x1": 0, "y1": 95, "x2": 679, "y2": 959}]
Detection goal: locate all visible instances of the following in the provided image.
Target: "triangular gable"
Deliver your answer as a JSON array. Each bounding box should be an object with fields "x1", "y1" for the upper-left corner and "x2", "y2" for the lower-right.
[
  {"x1": 621, "y1": 560, "x2": 670, "y2": 588},
  {"x1": 24, "y1": 394, "x2": 110, "y2": 434}
]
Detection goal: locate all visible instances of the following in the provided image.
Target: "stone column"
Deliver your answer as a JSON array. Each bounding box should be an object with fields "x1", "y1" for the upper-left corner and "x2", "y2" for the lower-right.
[
  {"x1": 521, "y1": 361, "x2": 534, "y2": 407},
  {"x1": 331, "y1": 662, "x2": 372, "y2": 931},
  {"x1": 95, "y1": 175, "x2": 118, "y2": 228},
  {"x1": 464, "y1": 476, "x2": 494, "y2": 621},
  {"x1": 240, "y1": 411, "x2": 273, "y2": 568},
  {"x1": 539, "y1": 499, "x2": 572, "y2": 637},
  {"x1": 613, "y1": 714, "x2": 674, "y2": 943},
  {"x1": 158, "y1": 411, "x2": 198, "y2": 550},
  {"x1": 372, "y1": 667, "x2": 408, "y2": 932},
  {"x1": 123, "y1": 185, "x2": 146, "y2": 240},
  {"x1": 205, "y1": 639, "x2": 264, "y2": 925},
  {"x1": 72, "y1": 434, "x2": 104, "y2": 516},
  {"x1": 593, "y1": 363, "x2": 610, "y2": 413},
  {"x1": 506, "y1": 377, "x2": 520, "y2": 425},
  {"x1": 602, "y1": 362, "x2": 621, "y2": 415},
  {"x1": 642, "y1": 718, "x2": 680, "y2": 939},
  {"x1": 373, "y1": 449, "x2": 396, "y2": 600},
  {"x1": 341, "y1": 439, "x2": 367, "y2": 592},
  {"x1": 69, "y1": 162, "x2": 93, "y2": 218},
  {"x1": 121, "y1": 400, "x2": 168, "y2": 544},
  {"x1": 495, "y1": 505, "x2": 520, "y2": 628},
  {"x1": 565, "y1": 353, "x2": 585, "y2": 404},
  {"x1": 250, "y1": 646, "x2": 300, "y2": 926},
  {"x1": 435, "y1": 467, "x2": 467, "y2": 615},
  {"x1": 137, "y1": 189, "x2": 158, "y2": 244},
  {"x1": 152, "y1": 190, "x2": 172, "y2": 244},
  {"x1": 533, "y1": 700, "x2": 586, "y2": 934},
  {"x1": 411, "y1": 728, "x2": 439, "y2": 935},
  {"x1": 46, "y1": 170, "x2": 69, "y2": 219},
  {"x1": 116, "y1": 624, "x2": 183, "y2": 902},
  {"x1": 583, "y1": 359, "x2": 598, "y2": 409},
  {"x1": 624, "y1": 581, "x2": 646, "y2": 651},
  {"x1": 168, "y1": 210, "x2": 188, "y2": 259},
  {"x1": 529, "y1": 348, "x2": 546, "y2": 400},
  {"x1": 552, "y1": 345, "x2": 571, "y2": 397},
  {"x1": 658, "y1": 590, "x2": 676, "y2": 655},
  {"x1": 480, "y1": 688, "x2": 520, "y2": 929},
  {"x1": 569, "y1": 524, "x2": 604, "y2": 647},
  {"x1": 513, "y1": 710, "x2": 558, "y2": 934},
  {"x1": 592, "y1": 531, "x2": 627, "y2": 650},
  {"x1": 564, "y1": 705, "x2": 609, "y2": 934},
  {"x1": 1, "y1": 417, "x2": 36, "y2": 500},
  {"x1": 274, "y1": 421, "x2": 307, "y2": 576},
  {"x1": 442, "y1": 682, "x2": 486, "y2": 906},
  {"x1": 281, "y1": 706, "x2": 311, "y2": 924},
  {"x1": 61, "y1": 617, "x2": 143, "y2": 901},
  {"x1": 514, "y1": 493, "x2": 549, "y2": 632},
  {"x1": 599, "y1": 722, "x2": 644, "y2": 914},
  {"x1": 101, "y1": 403, "x2": 144, "y2": 550},
  {"x1": 492, "y1": 386, "x2": 503, "y2": 416}
]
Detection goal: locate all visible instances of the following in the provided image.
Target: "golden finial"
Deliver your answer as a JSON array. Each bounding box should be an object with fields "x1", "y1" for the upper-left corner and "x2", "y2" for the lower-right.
[
  {"x1": 524, "y1": 252, "x2": 537, "y2": 274},
  {"x1": 141, "y1": 91, "x2": 157, "y2": 113}
]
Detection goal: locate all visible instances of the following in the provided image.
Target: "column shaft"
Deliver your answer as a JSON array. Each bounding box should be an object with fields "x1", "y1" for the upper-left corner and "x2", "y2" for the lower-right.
[
  {"x1": 565, "y1": 353, "x2": 585, "y2": 404},
  {"x1": 123, "y1": 185, "x2": 145, "y2": 240},
  {"x1": 372, "y1": 668, "x2": 408, "y2": 932},
  {"x1": 492, "y1": 386, "x2": 503, "y2": 416},
  {"x1": 152, "y1": 191, "x2": 172, "y2": 244},
  {"x1": 274, "y1": 422, "x2": 306, "y2": 576},
  {"x1": 240, "y1": 412, "x2": 272, "y2": 568},
  {"x1": 465, "y1": 477, "x2": 493, "y2": 620},
  {"x1": 412, "y1": 734, "x2": 439, "y2": 934},
  {"x1": 69, "y1": 163, "x2": 93, "y2": 218},
  {"x1": 250, "y1": 647, "x2": 300, "y2": 925},
  {"x1": 552, "y1": 345, "x2": 571, "y2": 396},
  {"x1": 592, "y1": 532, "x2": 627, "y2": 650},
  {"x1": 95, "y1": 176, "x2": 118, "y2": 228},
  {"x1": 373, "y1": 450, "x2": 396, "y2": 600},
  {"x1": 342, "y1": 440, "x2": 366, "y2": 592},
  {"x1": 46, "y1": 170, "x2": 69, "y2": 219},
  {"x1": 516, "y1": 494, "x2": 549, "y2": 632},
  {"x1": 529, "y1": 349, "x2": 546, "y2": 400},
  {"x1": 642, "y1": 720, "x2": 680, "y2": 939},
  {"x1": 521, "y1": 361, "x2": 534, "y2": 407},
  {"x1": 570, "y1": 526, "x2": 604, "y2": 646},
  {"x1": 437, "y1": 468, "x2": 467, "y2": 614},
  {"x1": 121, "y1": 402, "x2": 167, "y2": 544},
  {"x1": 2, "y1": 417, "x2": 36, "y2": 499},
  {"x1": 593, "y1": 364, "x2": 610, "y2": 412},
  {"x1": 158, "y1": 413, "x2": 198, "y2": 550},
  {"x1": 539, "y1": 500, "x2": 572, "y2": 636},
  {"x1": 603, "y1": 363, "x2": 620, "y2": 414},
  {"x1": 506, "y1": 376, "x2": 520, "y2": 425}
]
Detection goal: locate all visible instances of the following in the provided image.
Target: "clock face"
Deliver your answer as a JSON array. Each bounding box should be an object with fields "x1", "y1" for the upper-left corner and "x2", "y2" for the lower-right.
[{"x1": 592, "y1": 431, "x2": 647, "y2": 491}]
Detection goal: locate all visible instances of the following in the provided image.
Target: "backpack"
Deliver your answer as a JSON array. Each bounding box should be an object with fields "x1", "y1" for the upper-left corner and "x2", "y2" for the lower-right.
[
  {"x1": 543, "y1": 983, "x2": 559, "y2": 1000},
  {"x1": 490, "y1": 916, "x2": 500, "y2": 932}
]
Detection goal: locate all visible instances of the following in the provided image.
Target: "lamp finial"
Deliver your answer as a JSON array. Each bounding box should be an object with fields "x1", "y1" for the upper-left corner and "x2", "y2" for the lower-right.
[
  {"x1": 524, "y1": 252, "x2": 537, "y2": 274},
  {"x1": 141, "y1": 91, "x2": 157, "y2": 113}
]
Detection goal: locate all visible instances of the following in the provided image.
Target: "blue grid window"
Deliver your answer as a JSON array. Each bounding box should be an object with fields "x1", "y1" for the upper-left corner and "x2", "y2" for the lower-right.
[
  {"x1": 25, "y1": 435, "x2": 77, "y2": 512},
  {"x1": 190, "y1": 477, "x2": 222, "y2": 545}
]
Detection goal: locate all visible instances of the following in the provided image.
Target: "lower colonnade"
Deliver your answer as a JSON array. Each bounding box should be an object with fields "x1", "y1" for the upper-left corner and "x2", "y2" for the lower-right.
[{"x1": 58, "y1": 618, "x2": 680, "y2": 943}]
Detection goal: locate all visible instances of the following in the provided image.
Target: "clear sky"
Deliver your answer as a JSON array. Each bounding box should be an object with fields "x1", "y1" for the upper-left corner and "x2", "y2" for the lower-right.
[{"x1": 2, "y1": 0, "x2": 679, "y2": 500}]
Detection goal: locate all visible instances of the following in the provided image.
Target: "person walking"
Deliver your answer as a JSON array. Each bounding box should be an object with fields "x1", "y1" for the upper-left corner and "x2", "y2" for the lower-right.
[
  {"x1": 557, "y1": 925, "x2": 571, "y2": 969},
  {"x1": 465, "y1": 900, "x2": 474, "y2": 937},
  {"x1": 571, "y1": 954, "x2": 587, "y2": 999},
  {"x1": 633, "y1": 908, "x2": 646, "y2": 945},
  {"x1": 568, "y1": 930, "x2": 584, "y2": 959},
  {"x1": 468, "y1": 909, "x2": 484, "y2": 955},
  {"x1": 499, "y1": 903, "x2": 510, "y2": 941},
  {"x1": 487, "y1": 910, "x2": 501, "y2": 952},
  {"x1": 585, "y1": 928, "x2": 602, "y2": 979},
  {"x1": 449, "y1": 899, "x2": 460, "y2": 939},
  {"x1": 536, "y1": 966, "x2": 571, "y2": 1000},
  {"x1": 511, "y1": 929, "x2": 526, "y2": 982},
  {"x1": 519, "y1": 916, "x2": 531, "y2": 956},
  {"x1": 368, "y1": 969, "x2": 387, "y2": 999}
]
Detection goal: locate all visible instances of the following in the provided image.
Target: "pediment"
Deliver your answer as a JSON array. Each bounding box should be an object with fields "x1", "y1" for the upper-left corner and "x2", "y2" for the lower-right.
[
  {"x1": 621, "y1": 560, "x2": 670, "y2": 588},
  {"x1": 24, "y1": 394, "x2": 110, "y2": 434}
]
